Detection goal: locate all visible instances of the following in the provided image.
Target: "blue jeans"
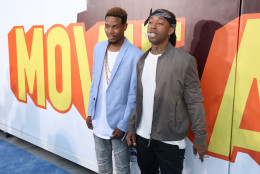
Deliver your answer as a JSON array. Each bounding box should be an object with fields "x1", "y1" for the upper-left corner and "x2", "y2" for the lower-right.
[
  {"x1": 93, "y1": 134, "x2": 130, "y2": 174},
  {"x1": 136, "y1": 135, "x2": 185, "y2": 174}
]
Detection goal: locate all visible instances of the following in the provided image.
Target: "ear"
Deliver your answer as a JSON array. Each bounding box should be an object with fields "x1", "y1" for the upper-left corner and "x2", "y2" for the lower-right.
[
  {"x1": 123, "y1": 23, "x2": 128, "y2": 31},
  {"x1": 168, "y1": 27, "x2": 174, "y2": 36}
]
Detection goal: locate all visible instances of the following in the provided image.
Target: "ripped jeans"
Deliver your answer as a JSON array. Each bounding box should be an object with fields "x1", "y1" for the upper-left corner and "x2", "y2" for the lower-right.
[{"x1": 93, "y1": 134, "x2": 130, "y2": 174}]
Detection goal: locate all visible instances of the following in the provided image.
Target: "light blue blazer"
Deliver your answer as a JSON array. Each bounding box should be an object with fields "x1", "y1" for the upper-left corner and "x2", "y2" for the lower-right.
[{"x1": 88, "y1": 38, "x2": 143, "y2": 132}]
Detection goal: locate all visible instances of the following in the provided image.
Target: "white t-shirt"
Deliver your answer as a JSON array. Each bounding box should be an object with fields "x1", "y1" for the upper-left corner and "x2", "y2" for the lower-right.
[
  {"x1": 93, "y1": 50, "x2": 119, "y2": 139},
  {"x1": 136, "y1": 52, "x2": 186, "y2": 149}
]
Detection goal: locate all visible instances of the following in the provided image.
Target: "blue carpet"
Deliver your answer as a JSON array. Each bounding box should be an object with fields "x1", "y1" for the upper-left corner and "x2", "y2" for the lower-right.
[{"x1": 0, "y1": 138, "x2": 70, "y2": 174}]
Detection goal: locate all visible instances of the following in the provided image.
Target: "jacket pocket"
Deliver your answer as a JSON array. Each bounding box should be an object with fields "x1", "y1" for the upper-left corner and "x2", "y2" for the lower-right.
[{"x1": 168, "y1": 101, "x2": 177, "y2": 133}]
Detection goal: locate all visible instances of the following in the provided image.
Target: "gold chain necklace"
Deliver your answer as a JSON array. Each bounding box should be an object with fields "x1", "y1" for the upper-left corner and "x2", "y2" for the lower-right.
[
  {"x1": 105, "y1": 44, "x2": 120, "y2": 84},
  {"x1": 105, "y1": 49, "x2": 112, "y2": 84}
]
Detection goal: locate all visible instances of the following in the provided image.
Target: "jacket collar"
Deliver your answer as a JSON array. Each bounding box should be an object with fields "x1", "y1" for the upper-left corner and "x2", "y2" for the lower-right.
[{"x1": 138, "y1": 42, "x2": 175, "y2": 70}]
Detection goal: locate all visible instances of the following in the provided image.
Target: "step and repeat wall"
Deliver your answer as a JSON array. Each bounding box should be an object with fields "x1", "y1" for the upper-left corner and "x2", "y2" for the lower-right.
[{"x1": 1, "y1": 0, "x2": 260, "y2": 173}]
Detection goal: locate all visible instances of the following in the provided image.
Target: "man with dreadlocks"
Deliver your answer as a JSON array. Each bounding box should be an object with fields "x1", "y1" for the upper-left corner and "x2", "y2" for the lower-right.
[
  {"x1": 127, "y1": 9, "x2": 207, "y2": 174},
  {"x1": 86, "y1": 7, "x2": 143, "y2": 174}
]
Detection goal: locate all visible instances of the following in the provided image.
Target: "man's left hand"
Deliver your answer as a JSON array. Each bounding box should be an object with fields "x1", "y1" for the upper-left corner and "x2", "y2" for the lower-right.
[
  {"x1": 110, "y1": 127, "x2": 125, "y2": 139},
  {"x1": 193, "y1": 144, "x2": 208, "y2": 162}
]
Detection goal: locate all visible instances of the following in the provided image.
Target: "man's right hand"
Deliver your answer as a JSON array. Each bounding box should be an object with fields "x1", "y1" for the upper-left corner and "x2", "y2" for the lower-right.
[
  {"x1": 193, "y1": 144, "x2": 208, "y2": 162},
  {"x1": 86, "y1": 116, "x2": 93, "y2": 130},
  {"x1": 126, "y1": 131, "x2": 137, "y2": 147}
]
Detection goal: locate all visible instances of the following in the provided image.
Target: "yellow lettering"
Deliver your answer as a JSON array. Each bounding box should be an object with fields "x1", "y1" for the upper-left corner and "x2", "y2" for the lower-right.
[
  {"x1": 47, "y1": 26, "x2": 72, "y2": 111},
  {"x1": 73, "y1": 25, "x2": 91, "y2": 118},
  {"x1": 16, "y1": 27, "x2": 45, "y2": 107}
]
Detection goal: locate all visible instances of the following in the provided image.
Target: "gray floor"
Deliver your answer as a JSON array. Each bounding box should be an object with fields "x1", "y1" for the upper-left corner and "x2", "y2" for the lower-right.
[{"x1": 0, "y1": 130, "x2": 97, "y2": 174}]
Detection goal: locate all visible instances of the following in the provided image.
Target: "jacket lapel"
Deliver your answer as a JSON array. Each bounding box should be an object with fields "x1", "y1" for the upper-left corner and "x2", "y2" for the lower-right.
[
  {"x1": 107, "y1": 38, "x2": 129, "y2": 88},
  {"x1": 96, "y1": 41, "x2": 109, "y2": 87}
]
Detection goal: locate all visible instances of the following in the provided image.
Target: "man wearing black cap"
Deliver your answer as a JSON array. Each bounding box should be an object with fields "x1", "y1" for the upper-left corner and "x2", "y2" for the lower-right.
[{"x1": 126, "y1": 9, "x2": 207, "y2": 174}]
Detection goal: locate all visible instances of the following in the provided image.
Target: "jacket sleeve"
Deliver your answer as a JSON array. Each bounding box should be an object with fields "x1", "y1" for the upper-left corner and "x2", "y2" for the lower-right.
[
  {"x1": 117, "y1": 51, "x2": 143, "y2": 132},
  {"x1": 87, "y1": 45, "x2": 97, "y2": 117},
  {"x1": 128, "y1": 103, "x2": 137, "y2": 132},
  {"x1": 184, "y1": 56, "x2": 207, "y2": 146}
]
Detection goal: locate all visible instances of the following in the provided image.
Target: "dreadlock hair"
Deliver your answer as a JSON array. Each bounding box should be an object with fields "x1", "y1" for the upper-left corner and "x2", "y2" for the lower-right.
[
  {"x1": 105, "y1": 7, "x2": 128, "y2": 25},
  {"x1": 158, "y1": 9, "x2": 177, "y2": 47}
]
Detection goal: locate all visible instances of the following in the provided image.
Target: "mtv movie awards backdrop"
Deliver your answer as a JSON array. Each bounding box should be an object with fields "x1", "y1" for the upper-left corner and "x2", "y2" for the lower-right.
[{"x1": 1, "y1": 0, "x2": 260, "y2": 173}]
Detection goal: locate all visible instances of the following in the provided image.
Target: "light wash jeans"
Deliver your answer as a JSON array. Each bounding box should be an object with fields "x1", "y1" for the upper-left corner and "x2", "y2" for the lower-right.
[{"x1": 93, "y1": 134, "x2": 130, "y2": 174}]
